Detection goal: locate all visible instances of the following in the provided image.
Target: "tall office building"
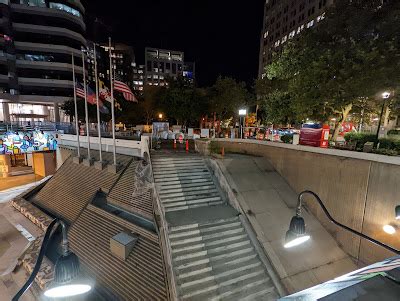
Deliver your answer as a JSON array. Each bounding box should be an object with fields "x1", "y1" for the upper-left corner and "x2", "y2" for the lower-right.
[
  {"x1": 0, "y1": 0, "x2": 86, "y2": 124},
  {"x1": 144, "y1": 47, "x2": 195, "y2": 87},
  {"x1": 132, "y1": 63, "x2": 145, "y2": 92},
  {"x1": 258, "y1": 0, "x2": 333, "y2": 79}
]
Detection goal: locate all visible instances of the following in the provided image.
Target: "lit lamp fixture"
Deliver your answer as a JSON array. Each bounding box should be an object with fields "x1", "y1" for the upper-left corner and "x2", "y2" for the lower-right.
[
  {"x1": 383, "y1": 224, "x2": 396, "y2": 235},
  {"x1": 238, "y1": 109, "x2": 247, "y2": 139},
  {"x1": 158, "y1": 113, "x2": 163, "y2": 119},
  {"x1": 13, "y1": 219, "x2": 91, "y2": 300},
  {"x1": 284, "y1": 190, "x2": 400, "y2": 255}
]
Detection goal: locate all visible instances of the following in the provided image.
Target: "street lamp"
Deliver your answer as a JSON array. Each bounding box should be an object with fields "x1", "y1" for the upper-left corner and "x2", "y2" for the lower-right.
[
  {"x1": 158, "y1": 113, "x2": 163, "y2": 120},
  {"x1": 375, "y1": 92, "x2": 391, "y2": 143},
  {"x1": 238, "y1": 109, "x2": 247, "y2": 139},
  {"x1": 13, "y1": 219, "x2": 91, "y2": 300},
  {"x1": 284, "y1": 190, "x2": 400, "y2": 255}
]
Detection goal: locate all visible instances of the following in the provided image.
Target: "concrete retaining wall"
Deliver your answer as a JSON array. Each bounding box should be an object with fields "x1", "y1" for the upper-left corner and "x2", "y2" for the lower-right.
[{"x1": 197, "y1": 139, "x2": 400, "y2": 265}]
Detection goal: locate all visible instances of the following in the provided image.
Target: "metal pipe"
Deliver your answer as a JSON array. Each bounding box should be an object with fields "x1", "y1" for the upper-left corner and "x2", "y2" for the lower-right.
[
  {"x1": 94, "y1": 44, "x2": 102, "y2": 162},
  {"x1": 72, "y1": 53, "x2": 81, "y2": 157},
  {"x1": 109, "y1": 37, "x2": 117, "y2": 166},
  {"x1": 81, "y1": 48, "x2": 91, "y2": 160},
  {"x1": 296, "y1": 190, "x2": 400, "y2": 255}
]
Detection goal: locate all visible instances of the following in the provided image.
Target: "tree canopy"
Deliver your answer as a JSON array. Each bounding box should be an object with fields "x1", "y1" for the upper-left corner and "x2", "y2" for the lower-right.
[{"x1": 256, "y1": 0, "x2": 400, "y2": 138}]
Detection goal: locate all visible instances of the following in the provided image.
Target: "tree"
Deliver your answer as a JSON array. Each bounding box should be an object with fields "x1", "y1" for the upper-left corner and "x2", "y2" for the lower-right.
[
  {"x1": 140, "y1": 85, "x2": 163, "y2": 125},
  {"x1": 257, "y1": 0, "x2": 400, "y2": 140},
  {"x1": 209, "y1": 76, "x2": 249, "y2": 127},
  {"x1": 159, "y1": 76, "x2": 208, "y2": 127},
  {"x1": 61, "y1": 98, "x2": 111, "y2": 123}
]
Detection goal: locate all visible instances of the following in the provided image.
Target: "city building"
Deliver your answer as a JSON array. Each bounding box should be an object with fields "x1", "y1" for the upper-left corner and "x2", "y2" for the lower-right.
[
  {"x1": 258, "y1": 0, "x2": 333, "y2": 79},
  {"x1": 132, "y1": 63, "x2": 145, "y2": 92},
  {"x1": 0, "y1": 0, "x2": 87, "y2": 124},
  {"x1": 144, "y1": 47, "x2": 195, "y2": 87},
  {"x1": 85, "y1": 42, "x2": 136, "y2": 93}
]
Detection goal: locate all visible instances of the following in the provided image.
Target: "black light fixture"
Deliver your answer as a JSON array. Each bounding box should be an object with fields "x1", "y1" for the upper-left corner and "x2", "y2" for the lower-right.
[
  {"x1": 396, "y1": 205, "x2": 400, "y2": 220},
  {"x1": 284, "y1": 190, "x2": 400, "y2": 255},
  {"x1": 13, "y1": 219, "x2": 91, "y2": 300}
]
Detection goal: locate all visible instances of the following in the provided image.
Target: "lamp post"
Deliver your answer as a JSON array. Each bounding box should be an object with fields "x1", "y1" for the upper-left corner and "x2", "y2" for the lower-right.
[
  {"x1": 13, "y1": 219, "x2": 91, "y2": 300},
  {"x1": 284, "y1": 190, "x2": 400, "y2": 255},
  {"x1": 238, "y1": 109, "x2": 247, "y2": 139},
  {"x1": 158, "y1": 113, "x2": 163, "y2": 120},
  {"x1": 375, "y1": 92, "x2": 391, "y2": 144}
]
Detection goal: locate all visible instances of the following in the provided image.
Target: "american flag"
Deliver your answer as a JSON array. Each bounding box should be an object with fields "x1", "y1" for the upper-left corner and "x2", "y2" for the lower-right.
[
  {"x1": 114, "y1": 75, "x2": 137, "y2": 102},
  {"x1": 76, "y1": 82, "x2": 86, "y2": 99}
]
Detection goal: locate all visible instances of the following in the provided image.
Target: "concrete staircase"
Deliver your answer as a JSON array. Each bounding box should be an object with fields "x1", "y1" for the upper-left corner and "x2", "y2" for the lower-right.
[
  {"x1": 152, "y1": 155, "x2": 225, "y2": 212},
  {"x1": 170, "y1": 217, "x2": 279, "y2": 300},
  {"x1": 151, "y1": 152, "x2": 281, "y2": 300}
]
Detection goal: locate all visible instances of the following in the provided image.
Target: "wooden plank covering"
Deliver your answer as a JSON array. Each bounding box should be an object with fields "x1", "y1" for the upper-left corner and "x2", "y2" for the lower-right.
[
  {"x1": 68, "y1": 204, "x2": 168, "y2": 300},
  {"x1": 32, "y1": 152, "x2": 132, "y2": 223}
]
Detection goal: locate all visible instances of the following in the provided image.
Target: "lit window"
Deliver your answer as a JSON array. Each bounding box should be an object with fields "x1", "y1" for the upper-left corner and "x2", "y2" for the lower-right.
[
  {"x1": 281, "y1": 36, "x2": 287, "y2": 44},
  {"x1": 307, "y1": 20, "x2": 314, "y2": 28},
  {"x1": 20, "y1": 0, "x2": 46, "y2": 7},
  {"x1": 289, "y1": 30, "x2": 295, "y2": 39},
  {"x1": 49, "y1": 2, "x2": 81, "y2": 17},
  {"x1": 274, "y1": 40, "x2": 280, "y2": 47}
]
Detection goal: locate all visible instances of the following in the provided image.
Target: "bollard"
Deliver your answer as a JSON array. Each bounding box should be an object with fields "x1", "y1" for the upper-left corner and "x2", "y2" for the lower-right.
[
  {"x1": 221, "y1": 147, "x2": 225, "y2": 157},
  {"x1": 185, "y1": 140, "x2": 189, "y2": 152},
  {"x1": 173, "y1": 139, "x2": 177, "y2": 149}
]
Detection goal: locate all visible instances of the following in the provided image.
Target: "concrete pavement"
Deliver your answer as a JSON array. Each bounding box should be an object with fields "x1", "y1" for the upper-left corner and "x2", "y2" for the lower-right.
[{"x1": 216, "y1": 154, "x2": 357, "y2": 294}]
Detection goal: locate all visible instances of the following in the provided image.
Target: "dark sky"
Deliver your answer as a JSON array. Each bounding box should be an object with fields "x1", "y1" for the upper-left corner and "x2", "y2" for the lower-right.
[{"x1": 83, "y1": 0, "x2": 265, "y2": 87}]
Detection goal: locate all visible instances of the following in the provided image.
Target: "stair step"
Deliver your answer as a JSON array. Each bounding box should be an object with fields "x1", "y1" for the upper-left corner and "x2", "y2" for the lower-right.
[
  {"x1": 180, "y1": 262, "x2": 263, "y2": 291},
  {"x1": 154, "y1": 171, "x2": 210, "y2": 179},
  {"x1": 169, "y1": 221, "x2": 242, "y2": 239},
  {"x1": 169, "y1": 217, "x2": 239, "y2": 233},
  {"x1": 174, "y1": 241, "x2": 251, "y2": 262},
  {"x1": 170, "y1": 227, "x2": 244, "y2": 246},
  {"x1": 172, "y1": 234, "x2": 249, "y2": 255},
  {"x1": 161, "y1": 194, "x2": 221, "y2": 204},
  {"x1": 164, "y1": 201, "x2": 224, "y2": 212},
  {"x1": 159, "y1": 184, "x2": 217, "y2": 194},
  {"x1": 159, "y1": 189, "x2": 218, "y2": 199},
  {"x1": 209, "y1": 279, "x2": 274, "y2": 301},
  {"x1": 154, "y1": 175, "x2": 212, "y2": 183},
  {"x1": 176, "y1": 253, "x2": 258, "y2": 278},
  {"x1": 163, "y1": 197, "x2": 223, "y2": 208},
  {"x1": 156, "y1": 178, "x2": 212, "y2": 186},
  {"x1": 153, "y1": 164, "x2": 206, "y2": 170},
  {"x1": 154, "y1": 168, "x2": 209, "y2": 175},
  {"x1": 175, "y1": 247, "x2": 255, "y2": 271},
  {"x1": 180, "y1": 269, "x2": 266, "y2": 300},
  {"x1": 158, "y1": 182, "x2": 214, "y2": 190}
]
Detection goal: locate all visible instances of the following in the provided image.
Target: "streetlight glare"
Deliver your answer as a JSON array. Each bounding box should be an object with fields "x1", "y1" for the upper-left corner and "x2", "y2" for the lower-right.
[
  {"x1": 158, "y1": 113, "x2": 163, "y2": 119},
  {"x1": 382, "y1": 92, "x2": 390, "y2": 99},
  {"x1": 238, "y1": 109, "x2": 247, "y2": 116}
]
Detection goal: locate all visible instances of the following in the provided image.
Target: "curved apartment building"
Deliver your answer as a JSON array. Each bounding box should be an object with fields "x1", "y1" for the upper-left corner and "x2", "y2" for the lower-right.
[{"x1": 0, "y1": 0, "x2": 86, "y2": 124}]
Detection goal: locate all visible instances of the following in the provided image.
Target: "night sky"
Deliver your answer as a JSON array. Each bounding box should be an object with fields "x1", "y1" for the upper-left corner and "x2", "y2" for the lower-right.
[{"x1": 83, "y1": 0, "x2": 265, "y2": 87}]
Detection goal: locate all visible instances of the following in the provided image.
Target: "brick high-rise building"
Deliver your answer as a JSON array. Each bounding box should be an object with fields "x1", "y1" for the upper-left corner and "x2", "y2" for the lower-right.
[{"x1": 258, "y1": 0, "x2": 333, "y2": 79}]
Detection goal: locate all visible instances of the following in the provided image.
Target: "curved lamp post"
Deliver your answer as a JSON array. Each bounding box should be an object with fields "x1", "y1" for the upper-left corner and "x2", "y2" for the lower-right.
[
  {"x1": 13, "y1": 219, "x2": 91, "y2": 300},
  {"x1": 284, "y1": 190, "x2": 400, "y2": 255}
]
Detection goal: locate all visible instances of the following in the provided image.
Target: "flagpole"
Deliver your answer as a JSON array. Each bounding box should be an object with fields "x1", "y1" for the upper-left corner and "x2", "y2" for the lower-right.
[
  {"x1": 94, "y1": 44, "x2": 103, "y2": 162},
  {"x1": 72, "y1": 52, "x2": 81, "y2": 158},
  {"x1": 109, "y1": 37, "x2": 117, "y2": 166},
  {"x1": 81, "y1": 48, "x2": 91, "y2": 160}
]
